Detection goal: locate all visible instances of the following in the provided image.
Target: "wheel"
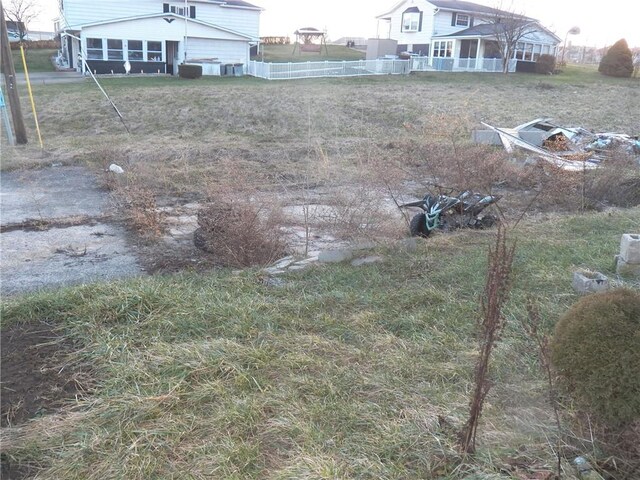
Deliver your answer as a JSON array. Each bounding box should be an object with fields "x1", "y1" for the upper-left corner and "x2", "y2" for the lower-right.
[
  {"x1": 193, "y1": 227, "x2": 212, "y2": 252},
  {"x1": 409, "y1": 213, "x2": 431, "y2": 238},
  {"x1": 478, "y1": 215, "x2": 498, "y2": 229}
]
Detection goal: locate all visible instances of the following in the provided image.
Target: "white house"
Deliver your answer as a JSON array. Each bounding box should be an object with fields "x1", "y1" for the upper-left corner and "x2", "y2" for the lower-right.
[
  {"x1": 376, "y1": 0, "x2": 560, "y2": 72},
  {"x1": 55, "y1": 0, "x2": 261, "y2": 75}
]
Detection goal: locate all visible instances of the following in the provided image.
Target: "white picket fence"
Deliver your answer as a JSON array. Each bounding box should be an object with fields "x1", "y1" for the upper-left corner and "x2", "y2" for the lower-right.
[
  {"x1": 247, "y1": 59, "x2": 410, "y2": 80},
  {"x1": 247, "y1": 56, "x2": 517, "y2": 80}
]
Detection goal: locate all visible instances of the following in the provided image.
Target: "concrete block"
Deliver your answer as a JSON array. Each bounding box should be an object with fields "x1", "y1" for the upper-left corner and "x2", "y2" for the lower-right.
[
  {"x1": 616, "y1": 257, "x2": 640, "y2": 278},
  {"x1": 351, "y1": 255, "x2": 384, "y2": 267},
  {"x1": 619, "y1": 234, "x2": 640, "y2": 264},
  {"x1": 318, "y1": 248, "x2": 354, "y2": 263},
  {"x1": 572, "y1": 270, "x2": 610, "y2": 294}
]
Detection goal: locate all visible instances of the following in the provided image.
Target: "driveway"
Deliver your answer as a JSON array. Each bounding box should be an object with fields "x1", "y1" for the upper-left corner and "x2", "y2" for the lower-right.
[
  {"x1": 1, "y1": 165, "x2": 143, "y2": 296},
  {"x1": 15, "y1": 71, "x2": 85, "y2": 85}
]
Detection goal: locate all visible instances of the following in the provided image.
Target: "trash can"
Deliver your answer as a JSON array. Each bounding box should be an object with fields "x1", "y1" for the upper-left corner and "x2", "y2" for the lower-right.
[
  {"x1": 233, "y1": 63, "x2": 244, "y2": 76},
  {"x1": 222, "y1": 64, "x2": 233, "y2": 76}
]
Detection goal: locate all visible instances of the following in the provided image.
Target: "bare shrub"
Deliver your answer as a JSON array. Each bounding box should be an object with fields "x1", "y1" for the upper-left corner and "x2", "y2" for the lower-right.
[
  {"x1": 194, "y1": 199, "x2": 287, "y2": 268},
  {"x1": 111, "y1": 173, "x2": 165, "y2": 237},
  {"x1": 584, "y1": 154, "x2": 640, "y2": 208},
  {"x1": 318, "y1": 184, "x2": 404, "y2": 242},
  {"x1": 459, "y1": 225, "x2": 516, "y2": 454},
  {"x1": 421, "y1": 144, "x2": 515, "y2": 193}
]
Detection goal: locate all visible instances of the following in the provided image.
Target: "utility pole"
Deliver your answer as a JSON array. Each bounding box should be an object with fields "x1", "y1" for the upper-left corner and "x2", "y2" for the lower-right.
[{"x1": 0, "y1": 0, "x2": 27, "y2": 145}]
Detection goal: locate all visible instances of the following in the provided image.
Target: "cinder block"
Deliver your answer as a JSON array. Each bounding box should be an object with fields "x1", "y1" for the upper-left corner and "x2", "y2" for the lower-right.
[
  {"x1": 572, "y1": 270, "x2": 610, "y2": 294},
  {"x1": 616, "y1": 257, "x2": 640, "y2": 278},
  {"x1": 619, "y1": 234, "x2": 640, "y2": 264},
  {"x1": 318, "y1": 248, "x2": 354, "y2": 263}
]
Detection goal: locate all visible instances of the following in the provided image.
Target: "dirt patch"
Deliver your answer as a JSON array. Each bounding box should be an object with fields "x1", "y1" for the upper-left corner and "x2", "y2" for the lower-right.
[{"x1": 0, "y1": 321, "x2": 91, "y2": 428}]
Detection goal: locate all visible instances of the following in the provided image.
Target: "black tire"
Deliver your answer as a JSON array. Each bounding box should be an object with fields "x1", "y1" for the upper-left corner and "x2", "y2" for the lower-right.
[
  {"x1": 193, "y1": 227, "x2": 211, "y2": 252},
  {"x1": 409, "y1": 213, "x2": 431, "y2": 238},
  {"x1": 478, "y1": 215, "x2": 498, "y2": 229}
]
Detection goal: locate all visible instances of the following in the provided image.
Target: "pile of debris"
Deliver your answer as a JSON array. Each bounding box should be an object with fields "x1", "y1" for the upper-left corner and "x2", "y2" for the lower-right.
[{"x1": 474, "y1": 118, "x2": 640, "y2": 171}]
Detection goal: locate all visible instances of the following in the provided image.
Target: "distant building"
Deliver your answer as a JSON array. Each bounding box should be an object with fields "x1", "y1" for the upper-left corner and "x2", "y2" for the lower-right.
[
  {"x1": 376, "y1": 0, "x2": 560, "y2": 72},
  {"x1": 55, "y1": 0, "x2": 261, "y2": 75}
]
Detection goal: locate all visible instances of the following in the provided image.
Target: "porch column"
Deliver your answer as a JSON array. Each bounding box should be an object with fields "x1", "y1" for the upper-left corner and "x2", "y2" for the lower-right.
[{"x1": 476, "y1": 39, "x2": 482, "y2": 70}]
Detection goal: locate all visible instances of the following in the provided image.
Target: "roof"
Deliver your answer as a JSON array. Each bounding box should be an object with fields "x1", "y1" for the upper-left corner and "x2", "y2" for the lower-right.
[
  {"x1": 433, "y1": 22, "x2": 528, "y2": 38},
  {"x1": 433, "y1": 20, "x2": 561, "y2": 43},
  {"x1": 294, "y1": 27, "x2": 325, "y2": 35},
  {"x1": 73, "y1": 13, "x2": 257, "y2": 40},
  {"x1": 428, "y1": 0, "x2": 506, "y2": 16},
  {"x1": 216, "y1": 0, "x2": 260, "y2": 9},
  {"x1": 377, "y1": 0, "x2": 532, "y2": 21}
]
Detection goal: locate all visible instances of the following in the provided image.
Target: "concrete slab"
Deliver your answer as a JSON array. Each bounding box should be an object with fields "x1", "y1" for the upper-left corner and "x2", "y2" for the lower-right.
[
  {"x1": 1, "y1": 166, "x2": 106, "y2": 224},
  {"x1": 1, "y1": 166, "x2": 143, "y2": 296}
]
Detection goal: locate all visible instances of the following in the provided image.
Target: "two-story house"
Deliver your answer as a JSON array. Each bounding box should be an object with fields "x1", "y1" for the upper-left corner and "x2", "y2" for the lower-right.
[
  {"x1": 55, "y1": 0, "x2": 261, "y2": 75},
  {"x1": 377, "y1": 0, "x2": 560, "y2": 72}
]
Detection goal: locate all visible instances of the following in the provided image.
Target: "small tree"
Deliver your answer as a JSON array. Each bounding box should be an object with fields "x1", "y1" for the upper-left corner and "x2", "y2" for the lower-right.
[
  {"x1": 598, "y1": 39, "x2": 634, "y2": 78},
  {"x1": 4, "y1": 0, "x2": 39, "y2": 41},
  {"x1": 488, "y1": 6, "x2": 540, "y2": 73}
]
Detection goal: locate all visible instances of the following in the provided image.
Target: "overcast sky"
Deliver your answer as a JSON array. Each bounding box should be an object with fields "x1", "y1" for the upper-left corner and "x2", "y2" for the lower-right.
[{"x1": 30, "y1": 0, "x2": 640, "y2": 48}]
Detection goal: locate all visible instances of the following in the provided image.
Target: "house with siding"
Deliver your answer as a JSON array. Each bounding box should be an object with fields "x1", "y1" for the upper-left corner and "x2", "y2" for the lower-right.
[
  {"x1": 377, "y1": 0, "x2": 560, "y2": 72},
  {"x1": 55, "y1": 0, "x2": 261, "y2": 75}
]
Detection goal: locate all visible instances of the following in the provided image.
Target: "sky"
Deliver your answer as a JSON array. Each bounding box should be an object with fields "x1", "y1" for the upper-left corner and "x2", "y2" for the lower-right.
[{"x1": 29, "y1": 0, "x2": 640, "y2": 48}]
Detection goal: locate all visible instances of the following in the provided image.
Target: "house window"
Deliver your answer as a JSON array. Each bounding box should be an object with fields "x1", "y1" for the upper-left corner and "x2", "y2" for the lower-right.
[
  {"x1": 455, "y1": 14, "x2": 470, "y2": 27},
  {"x1": 170, "y1": 5, "x2": 187, "y2": 16},
  {"x1": 107, "y1": 39, "x2": 123, "y2": 60},
  {"x1": 147, "y1": 41, "x2": 162, "y2": 62},
  {"x1": 532, "y1": 44, "x2": 542, "y2": 61},
  {"x1": 86, "y1": 38, "x2": 103, "y2": 60},
  {"x1": 433, "y1": 40, "x2": 453, "y2": 58},
  {"x1": 401, "y1": 7, "x2": 421, "y2": 32},
  {"x1": 128, "y1": 40, "x2": 143, "y2": 61}
]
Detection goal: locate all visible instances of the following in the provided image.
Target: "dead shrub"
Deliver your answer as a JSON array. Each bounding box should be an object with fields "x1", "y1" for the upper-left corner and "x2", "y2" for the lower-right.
[
  {"x1": 420, "y1": 144, "x2": 515, "y2": 193},
  {"x1": 194, "y1": 199, "x2": 287, "y2": 268},
  {"x1": 111, "y1": 174, "x2": 165, "y2": 237},
  {"x1": 318, "y1": 184, "x2": 404, "y2": 242},
  {"x1": 584, "y1": 154, "x2": 640, "y2": 208}
]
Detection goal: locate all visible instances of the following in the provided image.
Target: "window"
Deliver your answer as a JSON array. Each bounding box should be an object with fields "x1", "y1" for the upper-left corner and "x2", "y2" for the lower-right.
[
  {"x1": 147, "y1": 41, "x2": 162, "y2": 62},
  {"x1": 170, "y1": 5, "x2": 187, "y2": 15},
  {"x1": 455, "y1": 14, "x2": 470, "y2": 27},
  {"x1": 433, "y1": 40, "x2": 453, "y2": 58},
  {"x1": 532, "y1": 44, "x2": 542, "y2": 61},
  {"x1": 86, "y1": 38, "x2": 103, "y2": 60},
  {"x1": 107, "y1": 39, "x2": 123, "y2": 60},
  {"x1": 401, "y1": 8, "x2": 421, "y2": 32},
  {"x1": 128, "y1": 40, "x2": 143, "y2": 61}
]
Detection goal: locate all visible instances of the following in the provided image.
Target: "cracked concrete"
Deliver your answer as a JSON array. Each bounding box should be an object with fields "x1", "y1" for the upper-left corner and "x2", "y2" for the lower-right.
[{"x1": 1, "y1": 166, "x2": 143, "y2": 296}]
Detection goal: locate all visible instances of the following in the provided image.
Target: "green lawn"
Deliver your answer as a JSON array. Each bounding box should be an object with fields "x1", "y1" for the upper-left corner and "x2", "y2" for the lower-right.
[
  {"x1": 2, "y1": 208, "x2": 639, "y2": 479},
  {"x1": 253, "y1": 44, "x2": 365, "y2": 62},
  {"x1": 11, "y1": 48, "x2": 57, "y2": 73}
]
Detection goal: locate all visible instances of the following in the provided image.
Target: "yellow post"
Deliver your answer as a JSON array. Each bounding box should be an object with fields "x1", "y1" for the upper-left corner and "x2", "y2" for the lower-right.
[{"x1": 19, "y1": 44, "x2": 43, "y2": 148}]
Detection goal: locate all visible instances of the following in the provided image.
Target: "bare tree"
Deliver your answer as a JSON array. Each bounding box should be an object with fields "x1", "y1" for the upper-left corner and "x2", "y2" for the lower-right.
[
  {"x1": 4, "y1": 0, "x2": 40, "y2": 41},
  {"x1": 488, "y1": 4, "x2": 540, "y2": 73}
]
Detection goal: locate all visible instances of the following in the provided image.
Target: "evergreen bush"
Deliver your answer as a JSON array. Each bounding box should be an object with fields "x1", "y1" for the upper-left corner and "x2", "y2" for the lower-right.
[
  {"x1": 551, "y1": 289, "x2": 640, "y2": 426},
  {"x1": 598, "y1": 39, "x2": 634, "y2": 78}
]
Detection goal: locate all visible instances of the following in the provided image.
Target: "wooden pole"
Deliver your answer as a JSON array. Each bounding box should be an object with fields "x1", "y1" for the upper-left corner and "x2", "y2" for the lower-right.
[{"x1": 0, "y1": 1, "x2": 27, "y2": 144}]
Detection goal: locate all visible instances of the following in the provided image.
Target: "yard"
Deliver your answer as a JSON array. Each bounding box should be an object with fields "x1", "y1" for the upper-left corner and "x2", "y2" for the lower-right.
[
  {"x1": 10, "y1": 48, "x2": 57, "y2": 73},
  {"x1": 252, "y1": 44, "x2": 365, "y2": 62},
  {"x1": 1, "y1": 67, "x2": 639, "y2": 478}
]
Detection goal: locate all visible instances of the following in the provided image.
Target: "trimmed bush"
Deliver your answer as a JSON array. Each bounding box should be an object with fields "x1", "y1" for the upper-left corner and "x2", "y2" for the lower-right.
[
  {"x1": 551, "y1": 289, "x2": 640, "y2": 426},
  {"x1": 178, "y1": 63, "x2": 202, "y2": 79},
  {"x1": 598, "y1": 39, "x2": 634, "y2": 78},
  {"x1": 535, "y1": 54, "x2": 556, "y2": 75}
]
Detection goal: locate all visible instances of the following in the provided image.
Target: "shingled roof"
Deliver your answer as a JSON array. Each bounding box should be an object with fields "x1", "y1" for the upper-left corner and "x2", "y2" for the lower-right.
[{"x1": 428, "y1": 0, "x2": 532, "y2": 20}]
